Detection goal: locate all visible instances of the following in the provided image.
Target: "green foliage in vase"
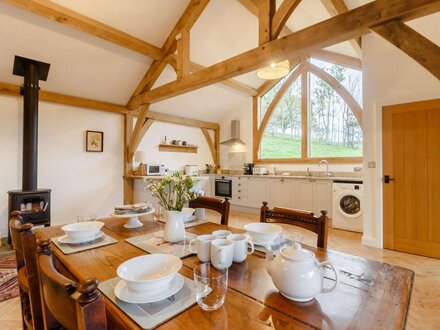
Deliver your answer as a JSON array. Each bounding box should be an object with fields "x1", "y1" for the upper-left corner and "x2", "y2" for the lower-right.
[{"x1": 146, "y1": 173, "x2": 198, "y2": 211}]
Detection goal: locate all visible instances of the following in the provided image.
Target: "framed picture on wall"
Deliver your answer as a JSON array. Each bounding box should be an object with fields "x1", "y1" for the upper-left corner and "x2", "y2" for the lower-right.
[{"x1": 86, "y1": 130, "x2": 104, "y2": 152}]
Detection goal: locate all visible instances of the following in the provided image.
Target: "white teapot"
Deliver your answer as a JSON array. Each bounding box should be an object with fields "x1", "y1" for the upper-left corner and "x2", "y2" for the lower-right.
[{"x1": 265, "y1": 242, "x2": 339, "y2": 302}]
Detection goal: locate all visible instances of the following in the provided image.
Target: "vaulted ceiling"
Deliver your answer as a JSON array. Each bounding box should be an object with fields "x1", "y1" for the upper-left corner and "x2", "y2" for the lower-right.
[{"x1": 0, "y1": 0, "x2": 438, "y2": 122}]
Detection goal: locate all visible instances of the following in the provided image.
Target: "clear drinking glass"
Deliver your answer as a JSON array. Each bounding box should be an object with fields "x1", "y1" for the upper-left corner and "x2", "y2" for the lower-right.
[
  {"x1": 153, "y1": 204, "x2": 163, "y2": 222},
  {"x1": 77, "y1": 214, "x2": 97, "y2": 222},
  {"x1": 193, "y1": 263, "x2": 228, "y2": 311}
]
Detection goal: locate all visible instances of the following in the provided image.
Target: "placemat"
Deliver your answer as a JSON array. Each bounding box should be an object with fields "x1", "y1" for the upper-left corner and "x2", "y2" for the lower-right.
[
  {"x1": 51, "y1": 233, "x2": 118, "y2": 255},
  {"x1": 125, "y1": 230, "x2": 197, "y2": 258},
  {"x1": 99, "y1": 276, "x2": 196, "y2": 329},
  {"x1": 158, "y1": 218, "x2": 210, "y2": 228}
]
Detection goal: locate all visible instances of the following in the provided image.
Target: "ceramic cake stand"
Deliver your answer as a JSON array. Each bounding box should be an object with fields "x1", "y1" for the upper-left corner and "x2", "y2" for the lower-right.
[{"x1": 110, "y1": 208, "x2": 155, "y2": 229}]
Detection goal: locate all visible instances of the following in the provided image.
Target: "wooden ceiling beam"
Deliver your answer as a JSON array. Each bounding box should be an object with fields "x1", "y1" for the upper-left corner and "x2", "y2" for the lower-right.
[
  {"x1": 129, "y1": 0, "x2": 209, "y2": 100},
  {"x1": 258, "y1": 0, "x2": 276, "y2": 44},
  {"x1": 189, "y1": 61, "x2": 257, "y2": 96},
  {"x1": 3, "y1": 0, "x2": 163, "y2": 60},
  {"x1": 309, "y1": 49, "x2": 361, "y2": 70},
  {"x1": 127, "y1": 0, "x2": 209, "y2": 164},
  {"x1": 320, "y1": 0, "x2": 362, "y2": 57},
  {"x1": 372, "y1": 20, "x2": 440, "y2": 80},
  {"x1": 0, "y1": 81, "x2": 128, "y2": 114},
  {"x1": 144, "y1": 111, "x2": 219, "y2": 130},
  {"x1": 128, "y1": 0, "x2": 440, "y2": 107},
  {"x1": 176, "y1": 28, "x2": 191, "y2": 79},
  {"x1": 167, "y1": 55, "x2": 257, "y2": 96},
  {"x1": 271, "y1": 0, "x2": 302, "y2": 39}
]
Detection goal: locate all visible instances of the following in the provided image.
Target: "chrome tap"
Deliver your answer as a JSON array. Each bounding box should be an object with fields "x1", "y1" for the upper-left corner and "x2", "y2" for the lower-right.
[{"x1": 319, "y1": 160, "x2": 330, "y2": 177}]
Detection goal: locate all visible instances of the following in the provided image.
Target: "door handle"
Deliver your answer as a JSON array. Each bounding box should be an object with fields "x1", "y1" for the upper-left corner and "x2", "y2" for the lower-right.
[{"x1": 384, "y1": 175, "x2": 394, "y2": 184}]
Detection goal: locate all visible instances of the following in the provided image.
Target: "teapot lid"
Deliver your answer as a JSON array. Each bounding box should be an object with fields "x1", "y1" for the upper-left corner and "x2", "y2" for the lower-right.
[{"x1": 280, "y1": 243, "x2": 314, "y2": 261}]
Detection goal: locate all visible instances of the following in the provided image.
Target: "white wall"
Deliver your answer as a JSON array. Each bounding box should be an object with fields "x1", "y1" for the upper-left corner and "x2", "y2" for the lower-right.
[
  {"x1": 362, "y1": 13, "x2": 440, "y2": 248},
  {"x1": 0, "y1": 95, "x2": 124, "y2": 238},
  {"x1": 136, "y1": 121, "x2": 214, "y2": 172}
]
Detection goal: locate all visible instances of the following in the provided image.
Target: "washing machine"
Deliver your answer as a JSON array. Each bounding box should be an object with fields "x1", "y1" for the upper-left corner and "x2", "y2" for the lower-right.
[{"x1": 332, "y1": 180, "x2": 363, "y2": 233}]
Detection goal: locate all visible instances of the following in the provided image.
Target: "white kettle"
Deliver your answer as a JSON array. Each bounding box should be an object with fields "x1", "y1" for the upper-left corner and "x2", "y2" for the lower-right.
[{"x1": 265, "y1": 243, "x2": 339, "y2": 302}]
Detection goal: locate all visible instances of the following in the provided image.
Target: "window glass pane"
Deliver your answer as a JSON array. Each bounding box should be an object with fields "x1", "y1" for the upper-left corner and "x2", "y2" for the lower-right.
[
  {"x1": 310, "y1": 58, "x2": 362, "y2": 105},
  {"x1": 260, "y1": 77, "x2": 301, "y2": 159},
  {"x1": 259, "y1": 64, "x2": 300, "y2": 121},
  {"x1": 309, "y1": 73, "x2": 363, "y2": 158}
]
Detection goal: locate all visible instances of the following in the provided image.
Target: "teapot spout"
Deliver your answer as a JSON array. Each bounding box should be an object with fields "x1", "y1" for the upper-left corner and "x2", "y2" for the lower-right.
[{"x1": 264, "y1": 243, "x2": 275, "y2": 276}]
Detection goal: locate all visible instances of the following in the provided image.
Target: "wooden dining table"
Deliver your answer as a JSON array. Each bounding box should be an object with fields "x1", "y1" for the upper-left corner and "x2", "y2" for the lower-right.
[{"x1": 36, "y1": 216, "x2": 414, "y2": 330}]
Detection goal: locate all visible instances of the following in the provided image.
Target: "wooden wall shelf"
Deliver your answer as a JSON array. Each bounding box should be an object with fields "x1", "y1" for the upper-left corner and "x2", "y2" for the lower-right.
[{"x1": 159, "y1": 144, "x2": 198, "y2": 153}]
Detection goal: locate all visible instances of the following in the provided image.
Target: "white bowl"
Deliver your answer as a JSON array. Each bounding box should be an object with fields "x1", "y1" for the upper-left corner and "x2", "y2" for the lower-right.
[
  {"x1": 117, "y1": 254, "x2": 182, "y2": 293},
  {"x1": 61, "y1": 221, "x2": 104, "y2": 241},
  {"x1": 244, "y1": 222, "x2": 283, "y2": 244},
  {"x1": 181, "y1": 207, "x2": 195, "y2": 220}
]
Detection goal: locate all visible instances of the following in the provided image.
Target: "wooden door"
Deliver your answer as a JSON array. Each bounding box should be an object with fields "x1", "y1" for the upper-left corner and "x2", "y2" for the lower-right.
[{"x1": 383, "y1": 99, "x2": 440, "y2": 259}]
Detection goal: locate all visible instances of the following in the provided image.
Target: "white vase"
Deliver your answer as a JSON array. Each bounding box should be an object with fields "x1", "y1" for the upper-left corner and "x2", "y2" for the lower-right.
[{"x1": 164, "y1": 210, "x2": 185, "y2": 242}]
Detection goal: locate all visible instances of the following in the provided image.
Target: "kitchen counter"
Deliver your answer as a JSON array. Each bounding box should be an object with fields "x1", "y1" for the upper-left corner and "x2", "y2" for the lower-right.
[
  {"x1": 124, "y1": 175, "x2": 209, "y2": 181},
  {"x1": 201, "y1": 173, "x2": 362, "y2": 182}
]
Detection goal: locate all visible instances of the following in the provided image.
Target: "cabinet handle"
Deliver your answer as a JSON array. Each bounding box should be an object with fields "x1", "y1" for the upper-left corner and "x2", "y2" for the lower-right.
[
  {"x1": 238, "y1": 190, "x2": 241, "y2": 192},
  {"x1": 238, "y1": 184, "x2": 241, "y2": 186},
  {"x1": 238, "y1": 197, "x2": 241, "y2": 199},
  {"x1": 280, "y1": 178, "x2": 285, "y2": 182}
]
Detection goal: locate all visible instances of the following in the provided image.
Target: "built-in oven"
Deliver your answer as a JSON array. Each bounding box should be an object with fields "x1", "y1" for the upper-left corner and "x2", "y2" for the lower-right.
[{"x1": 215, "y1": 176, "x2": 232, "y2": 198}]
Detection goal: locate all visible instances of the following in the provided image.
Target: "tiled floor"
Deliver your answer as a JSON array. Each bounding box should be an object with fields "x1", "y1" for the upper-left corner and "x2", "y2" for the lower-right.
[{"x1": 1, "y1": 210, "x2": 439, "y2": 329}]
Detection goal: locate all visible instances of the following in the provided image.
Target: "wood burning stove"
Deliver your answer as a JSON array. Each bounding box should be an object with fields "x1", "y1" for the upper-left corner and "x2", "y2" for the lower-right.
[{"x1": 7, "y1": 56, "x2": 51, "y2": 244}]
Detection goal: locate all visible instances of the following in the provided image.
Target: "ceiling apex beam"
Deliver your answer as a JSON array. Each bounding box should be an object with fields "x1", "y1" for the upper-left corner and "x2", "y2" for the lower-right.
[
  {"x1": 271, "y1": 0, "x2": 302, "y2": 39},
  {"x1": 372, "y1": 20, "x2": 440, "y2": 80},
  {"x1": 128, "y1": 0, "x2": 440, "y2": 107},
  {"x1": 320, "y1": 0, "x2": 362, "y2": 57},
  {"x1": 258, "y1": 0, "x2": 276, "y2": 44},
  {"x1": 3, "y1": 0, "x2": 163, "y2": 59}
]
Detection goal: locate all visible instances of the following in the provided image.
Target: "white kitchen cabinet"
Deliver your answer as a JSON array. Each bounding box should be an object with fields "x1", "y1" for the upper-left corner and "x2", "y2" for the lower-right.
[
  {"x1": 247, "y1": 178, "x2": 269, "y2": 208},
  {"x1": 312, "y1": 180, "x2": 332, "y2": 218},
  {"x1": 231, "y1": 176, "x2": 248, "y2": 206},
  {"x1": 297, "y1": 180, "x2": 314, "y2": 211},
  {"x1": 269, "y1": 178, "x2": 297, "y2": 208}
]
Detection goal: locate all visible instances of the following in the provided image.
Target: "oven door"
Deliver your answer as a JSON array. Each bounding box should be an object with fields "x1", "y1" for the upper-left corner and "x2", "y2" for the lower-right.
[{"x1": 215, "y1": 179, "x2": 232, "y2": 198}]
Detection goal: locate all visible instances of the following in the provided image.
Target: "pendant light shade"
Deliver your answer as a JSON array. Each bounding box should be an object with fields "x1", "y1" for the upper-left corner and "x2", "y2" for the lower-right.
[{"x1": 257, "y1": 60, "x2": 290, "y2": 80}]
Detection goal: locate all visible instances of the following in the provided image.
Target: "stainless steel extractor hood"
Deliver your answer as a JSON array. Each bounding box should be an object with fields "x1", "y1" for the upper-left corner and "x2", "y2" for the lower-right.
[{"x1": 220, "y1": 120, "x2": 245, "y2": 145}]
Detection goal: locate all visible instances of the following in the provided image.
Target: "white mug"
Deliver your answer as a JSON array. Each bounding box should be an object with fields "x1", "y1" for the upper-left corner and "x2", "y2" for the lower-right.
[
  {"x1": 211, "y1": 239, "x2": 233, "y2": 270},
  {"x1": 226, "y1": 234, "x2": 254, "y2": 263},
  {"x1": 212, "y1": 230, "x2": 232, "y2": 239},
  {"x1": 189, "y1": 235, "x2": 216, "y2": 263}
]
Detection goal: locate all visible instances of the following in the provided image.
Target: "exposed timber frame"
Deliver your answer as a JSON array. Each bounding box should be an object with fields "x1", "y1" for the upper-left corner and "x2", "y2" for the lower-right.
[
  {"x1": 252, "y1": 57, "x2": 363, "y2": 164},
  {"x1": 128, "y1": 0, "x2": 440, "y2": 108}
]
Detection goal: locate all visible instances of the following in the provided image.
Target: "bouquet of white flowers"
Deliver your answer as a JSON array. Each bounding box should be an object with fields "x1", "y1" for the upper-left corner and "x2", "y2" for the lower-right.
[{"x1": 146, "y1": 172, "x2": 198, "y2": 211}]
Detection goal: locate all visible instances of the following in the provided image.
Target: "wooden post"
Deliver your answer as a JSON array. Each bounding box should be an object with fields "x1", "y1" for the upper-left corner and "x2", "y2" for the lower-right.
[{"x1": 124, "y1": 114, "x2": 134, "y2": 204}]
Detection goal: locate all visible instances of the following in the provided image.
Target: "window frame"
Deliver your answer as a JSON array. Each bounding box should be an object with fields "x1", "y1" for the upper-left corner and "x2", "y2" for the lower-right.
[{"x1": 253, "y1": 57, "x2": 363, "y2": 164}]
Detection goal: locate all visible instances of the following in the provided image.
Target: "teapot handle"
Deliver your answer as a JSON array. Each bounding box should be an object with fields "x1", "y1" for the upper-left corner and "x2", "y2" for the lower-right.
[{"x1": 317, "y1": 260, "x2": 339, "y2": 294}]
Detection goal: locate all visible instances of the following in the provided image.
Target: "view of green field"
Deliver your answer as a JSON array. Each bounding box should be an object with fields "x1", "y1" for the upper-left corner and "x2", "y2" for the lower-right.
[{"x1": 260, "y1": 134, "x2": 362, "y2": 159}]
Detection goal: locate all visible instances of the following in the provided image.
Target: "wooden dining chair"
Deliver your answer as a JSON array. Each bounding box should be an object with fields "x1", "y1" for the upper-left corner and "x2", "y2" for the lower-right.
[
  {"x1": 9, "y1": 211, "x2": 44, "y2": 330},
  {"x1": 260, "y1": 201, "x2": 329, "y2": 249},
  {"x1": 189, "y1": 196, "x2": 231, "y2": 225},
  {"x1": 37, "y1": 239, "x2": 107, "y2": 330}
]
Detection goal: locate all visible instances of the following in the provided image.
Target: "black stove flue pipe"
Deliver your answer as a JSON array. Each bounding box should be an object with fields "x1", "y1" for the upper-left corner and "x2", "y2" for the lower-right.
[{"x1": 13, "y1": 56, "x2": 50, "y2": 191}]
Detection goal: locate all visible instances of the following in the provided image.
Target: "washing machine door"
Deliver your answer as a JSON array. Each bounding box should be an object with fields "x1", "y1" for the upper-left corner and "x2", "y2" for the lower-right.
[{"x1": 336, "y1": 192, "x2": 363, "y2": 219}]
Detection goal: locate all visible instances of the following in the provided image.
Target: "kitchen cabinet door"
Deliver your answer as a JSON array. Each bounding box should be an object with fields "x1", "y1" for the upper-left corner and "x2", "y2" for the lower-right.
[
  {"x1": 297, "y1": 180, "x2": 314, "y2": 212},
  {"x1": 313, "y1": 180, "x2": 332, "y2": 217},
  {"x1": 247, "y1": 178, "x2": 269, "y2": 208},
  {"x1": 269, "y1": 179, "x2": 297, "y2": 208}
]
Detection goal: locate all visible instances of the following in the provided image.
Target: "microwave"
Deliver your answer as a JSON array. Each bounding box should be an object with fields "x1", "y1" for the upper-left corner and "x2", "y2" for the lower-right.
[{"x1": 146, "y1": 164, "x2": 165, "y2": 176}]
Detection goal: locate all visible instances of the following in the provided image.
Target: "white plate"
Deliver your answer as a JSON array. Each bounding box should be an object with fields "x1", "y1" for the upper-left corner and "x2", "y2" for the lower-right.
[
  {"x1": 58, "y1": 231, "x2": 104, "y2": 244},
  {"x1": 114, "y1": 274, "x2": 185, "y2": 304},
  {"x1": 183, "y1": 215, "x2": 196, "y2": 223},
  {"x1": 110, "y1": 208, "x2": 155, "y2": 218}
]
